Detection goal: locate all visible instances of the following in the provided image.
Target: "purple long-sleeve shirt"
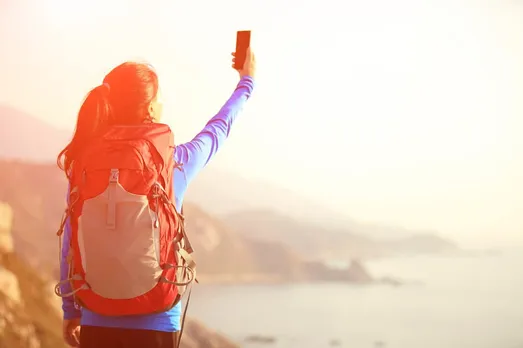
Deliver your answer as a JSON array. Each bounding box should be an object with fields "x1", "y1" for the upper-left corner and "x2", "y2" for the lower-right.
[{"x1": 60, "y1": 76, "x2": 255, "y2": 331}]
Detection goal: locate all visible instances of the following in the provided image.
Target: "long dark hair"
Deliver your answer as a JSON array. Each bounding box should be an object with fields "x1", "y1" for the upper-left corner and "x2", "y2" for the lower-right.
[{"x1": 57, "y1": 62, "x2": 159, "y2": 179}]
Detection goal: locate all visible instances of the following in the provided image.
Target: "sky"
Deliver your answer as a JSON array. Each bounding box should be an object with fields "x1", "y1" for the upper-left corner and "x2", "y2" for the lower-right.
[{"x1": 0, "y1": 0, "x2": 522, "y2": 248}]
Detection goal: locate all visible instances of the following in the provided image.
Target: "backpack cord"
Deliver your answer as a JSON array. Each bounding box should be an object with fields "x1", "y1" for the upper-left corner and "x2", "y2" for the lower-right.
[{"x1": 177, "y1": 284, "x2": 192, "y2": 348}]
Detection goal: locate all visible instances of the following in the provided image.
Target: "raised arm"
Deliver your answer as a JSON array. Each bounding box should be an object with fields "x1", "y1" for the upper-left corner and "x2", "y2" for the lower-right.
[{"x1": 174, "y1": 76, "x2": 255, "y2": 182}]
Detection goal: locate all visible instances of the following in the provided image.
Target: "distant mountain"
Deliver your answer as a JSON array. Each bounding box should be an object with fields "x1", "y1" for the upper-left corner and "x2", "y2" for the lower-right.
[
  {"x1": 0, "y1": 105, "x2": 70, "y2": 163},
  {"x1": 379, "y1": 233, "x2": 458, "y2": 255},
  {"x1": 225, "y1": 210, "x2": 458, "y2": 261}
]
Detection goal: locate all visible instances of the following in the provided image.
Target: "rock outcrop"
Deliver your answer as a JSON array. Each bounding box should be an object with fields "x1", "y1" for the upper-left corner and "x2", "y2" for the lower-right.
[
  {"x1": 0, "y1": 202, "x2": 13, "y2": 254},
  {"x1": 303, "y1": 259, "x2": 374, "y2": 283},
  {"x1": 0, "y1": 203, "x2": 21, "y2": 308},
  {"x1": 0, "y1": 267, "x2": 20, "y2": 305}
]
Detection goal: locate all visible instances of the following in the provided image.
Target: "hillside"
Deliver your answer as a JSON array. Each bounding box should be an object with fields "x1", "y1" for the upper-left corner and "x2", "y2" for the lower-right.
[
  {"x1": 0, "y1": 161, "x2": 66, "y2": 271},
  {"x1": 0, "y1": 105, "x2": 70, "y2": 163},
  {"x1": 183, "y1": 204, "x2": 305, "y2": 283},
  {"x1": 185, "y1": 204, "x2": 369, "y2": 283}
]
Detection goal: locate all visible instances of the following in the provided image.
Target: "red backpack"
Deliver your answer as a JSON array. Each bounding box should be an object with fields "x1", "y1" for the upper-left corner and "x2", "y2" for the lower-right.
[{"x1": 55, "y1": 123, "x2": 196, "y2": 318}]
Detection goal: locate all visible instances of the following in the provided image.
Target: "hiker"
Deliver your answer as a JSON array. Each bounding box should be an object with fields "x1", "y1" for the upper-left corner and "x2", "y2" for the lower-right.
[{"x1": 55, "y1": 48, "x2": 256, "y2": 348}]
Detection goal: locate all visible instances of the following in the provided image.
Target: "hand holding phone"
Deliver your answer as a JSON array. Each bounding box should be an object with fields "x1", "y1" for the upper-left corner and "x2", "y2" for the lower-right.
[{"x1": 231, "y1": 30, "x2": 256, "y2": 78}]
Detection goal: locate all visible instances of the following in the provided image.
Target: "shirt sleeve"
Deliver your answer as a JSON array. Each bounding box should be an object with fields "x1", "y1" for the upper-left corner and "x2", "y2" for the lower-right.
[
  {"x1": 174, "y1": 76, "x2": 255, "y2": 183},
  {"x1": 60, "y1": 186, "x2": 82, "y2": 320}
]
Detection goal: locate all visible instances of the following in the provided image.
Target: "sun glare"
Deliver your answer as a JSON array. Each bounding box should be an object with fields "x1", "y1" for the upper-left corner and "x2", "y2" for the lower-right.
[{"x1": 44, "y1": 0, "x2": 130, "y2": 29}]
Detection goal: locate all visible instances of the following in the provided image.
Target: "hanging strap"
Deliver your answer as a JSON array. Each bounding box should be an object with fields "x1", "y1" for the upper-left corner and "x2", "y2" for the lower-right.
[
  {"x1": 176, "y1": 284, "x2": 193, "y2": 348},
  {"x1": 54, "y1": 275, "x2": 88, "y2": 298},
  {"x1": 160, "y1": 265, "x2": 195, "y2": 286},
  {"x1": 154, "y1": 163, "x2": 193, "y2": 348},
  {"x1": 106, "y1": 169, "x2": 119, "y2": 229},
  {"x1": 154, "y1": 182, "x2": 195, "y2": 254},
  {"x1": 56, "y1": 187, "x2": 79, "y2": 267}
]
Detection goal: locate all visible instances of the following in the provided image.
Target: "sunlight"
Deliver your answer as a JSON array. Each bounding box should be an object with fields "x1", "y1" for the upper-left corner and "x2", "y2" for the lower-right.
[{"x1": 43, "y1": 0, "x2": 130, "y2": 29}]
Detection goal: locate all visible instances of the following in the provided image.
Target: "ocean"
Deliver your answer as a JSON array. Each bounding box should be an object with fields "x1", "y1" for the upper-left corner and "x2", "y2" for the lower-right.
[{"x1": 188, "y1": 251, "x2": 523, "y2": 348}]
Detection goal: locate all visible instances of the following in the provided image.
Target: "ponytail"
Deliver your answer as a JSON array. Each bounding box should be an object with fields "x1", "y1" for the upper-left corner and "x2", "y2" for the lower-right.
[
  {"x1": 57, "y1": 83, "x2": 113, "y2": 179},
  {"x1": 58, "y1": 62, "x2": 160, "y2": 179}
]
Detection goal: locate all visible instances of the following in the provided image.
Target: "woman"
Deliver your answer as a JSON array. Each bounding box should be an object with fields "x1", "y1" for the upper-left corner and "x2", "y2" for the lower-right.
[{"x1": 58, "y1": 48, "x2": 256, "y2": 348}]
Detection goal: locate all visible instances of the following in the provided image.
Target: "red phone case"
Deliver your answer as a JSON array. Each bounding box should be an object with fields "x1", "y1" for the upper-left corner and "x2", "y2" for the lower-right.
[{"x1": 234, "y1": 30, "x2": 251, "y2": 70}]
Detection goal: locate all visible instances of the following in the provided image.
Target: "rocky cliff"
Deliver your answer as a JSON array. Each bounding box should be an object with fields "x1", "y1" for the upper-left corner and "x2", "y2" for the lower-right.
[{"x1": 0, "y1": 201, "x2": 239, "y2": 348}]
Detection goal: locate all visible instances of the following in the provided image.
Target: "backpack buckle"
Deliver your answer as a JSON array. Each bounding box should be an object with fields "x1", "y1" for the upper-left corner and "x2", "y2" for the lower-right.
[{"x1": 109, "y1": 169, "x2": 119, "y2": 183}]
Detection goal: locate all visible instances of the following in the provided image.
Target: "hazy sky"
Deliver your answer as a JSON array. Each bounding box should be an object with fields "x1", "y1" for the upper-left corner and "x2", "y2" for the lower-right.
[{"x1": 1, "y1": 0, "x2": 522, "y2": 247}]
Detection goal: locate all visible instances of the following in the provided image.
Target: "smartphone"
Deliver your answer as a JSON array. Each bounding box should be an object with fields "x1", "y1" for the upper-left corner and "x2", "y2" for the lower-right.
[{"x1": 234, "y1": 30, "x2": 251, "y2": 70}]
